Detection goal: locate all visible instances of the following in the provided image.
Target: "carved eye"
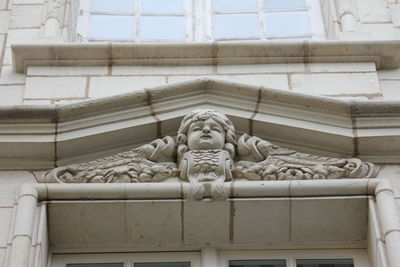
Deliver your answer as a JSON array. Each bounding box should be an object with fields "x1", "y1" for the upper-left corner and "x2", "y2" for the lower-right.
[
  {"x1": 212, "y1": 127, "x2": 222, "y2": 132},
  {"x1": 192, "y1": 127, "x2": 202, "y2": 131}
]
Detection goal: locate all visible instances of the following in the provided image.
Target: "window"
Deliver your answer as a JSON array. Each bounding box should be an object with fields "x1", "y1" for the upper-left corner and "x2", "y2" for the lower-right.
[
  {"x1": 219, "y1": 249, "x2": 369, "y2": 267},
  {"x1": 52, "y1": 249, "x2": 368, "y2": 267},
  {"x1": 52, "y1": 252, "x2": 201, "y2": 267},
  {"x1": 76, "y1": 0, "x2": 325, "y2": 42}
]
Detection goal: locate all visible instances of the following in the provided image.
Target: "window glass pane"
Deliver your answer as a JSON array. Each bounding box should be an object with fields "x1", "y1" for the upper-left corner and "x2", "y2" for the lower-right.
[
  {"x1": 264, "y1": 0, "x2": 306, "y2": 9},
  {"x1": 264, "y1": 11, "x2": 310, "y2": 36},
  {"x1": 90, "y1": 15, "x2": 134, "y2": 39},
  {"x1": 296, "y1": 259, "x2": 354, "y2": 267},
  {"x1": 229, "y1": 259, "x2": 286, "y2": 267},
  {"x1": 91, "y1": 0, "x2": 134, "y2": 13},
  {"x1": 140, "y1": 16, "x2": 185, "y2": 40},
  {"x1": 213, "y1": 0, "x2": 257, "y2": 11},
  {"x1": 67, "y1": 263, "x2": 124, "y2": 267},
  {"x1": 214, "y1": 14, "x2": 259, "y2": 38},
  {"x1": 134, "y1": 263, "x2": 190, "y2": 267},
  {"x1": 141, "y1": 0, "x2": 184, "y2": 13}
]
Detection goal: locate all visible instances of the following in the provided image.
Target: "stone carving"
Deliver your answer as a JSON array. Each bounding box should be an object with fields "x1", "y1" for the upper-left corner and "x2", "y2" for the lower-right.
[
  {"x1": 45, "y1": 136, "x2": 178, "y2": 183},
  {"x1": 46, "y1": 0, "x2": 66, "y2": 22},
  {"x1": 43, "y1": 109, "x2": 376, "y2": 199}
]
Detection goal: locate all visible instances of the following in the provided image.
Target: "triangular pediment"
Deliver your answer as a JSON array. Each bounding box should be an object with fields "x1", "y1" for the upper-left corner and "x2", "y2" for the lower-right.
[{"x1": 0, "y1": 78, "x2": 399, "y2": 169}]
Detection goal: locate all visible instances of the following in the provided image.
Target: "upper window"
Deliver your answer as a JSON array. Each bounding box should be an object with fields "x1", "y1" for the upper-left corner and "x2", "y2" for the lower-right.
[{"x1": 76, "y1": 0, "x2": 325, "y2": 42}]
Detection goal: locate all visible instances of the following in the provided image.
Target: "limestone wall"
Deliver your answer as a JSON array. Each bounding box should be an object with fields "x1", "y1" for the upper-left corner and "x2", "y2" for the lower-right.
[
  {"x1": 0, "y1": 1, "x2": 400, "y2": 267},
  {"x1": 0, "y1": 0, "x2": 400, "y2": 103}
]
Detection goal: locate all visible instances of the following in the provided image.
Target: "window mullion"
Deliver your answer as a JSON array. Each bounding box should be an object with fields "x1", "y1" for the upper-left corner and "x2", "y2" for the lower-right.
[
  {"x1": 185, "y1": 0, "x2": 194, "y2": 42},
  {"x1": 307, "y1": 0, "x2": 326, "y2": 40},
  {"x1": 135, "y1": 0, "x2": 141, "y2": 42},
  {"x1": 205, "y1": 0, "x2": 213, "y2": 42},
  {"x1": 258, "y1": 0, "x2": 266, "y2": 40}
]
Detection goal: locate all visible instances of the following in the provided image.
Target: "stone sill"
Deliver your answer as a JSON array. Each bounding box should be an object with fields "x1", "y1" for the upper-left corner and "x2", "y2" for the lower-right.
[{"x1": 12, "y1": 40, "x2": 400, "y2": 73}]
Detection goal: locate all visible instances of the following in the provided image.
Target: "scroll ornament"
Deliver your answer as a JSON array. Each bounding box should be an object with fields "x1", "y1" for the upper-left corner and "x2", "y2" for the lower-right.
[{"x1": 44, "y1": 110, "x2": 376, "y2": 199}]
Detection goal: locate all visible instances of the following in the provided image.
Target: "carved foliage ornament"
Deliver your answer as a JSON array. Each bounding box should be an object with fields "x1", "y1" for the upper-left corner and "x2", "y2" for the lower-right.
[{"x1": 44, "y1": 109, "x2": 376, "y2": 199}]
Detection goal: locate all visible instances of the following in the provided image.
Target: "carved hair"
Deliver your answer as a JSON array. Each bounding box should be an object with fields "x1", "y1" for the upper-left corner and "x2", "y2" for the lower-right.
[{"x1": 177, "y1": 109, "x2": 236, "y2": 160}]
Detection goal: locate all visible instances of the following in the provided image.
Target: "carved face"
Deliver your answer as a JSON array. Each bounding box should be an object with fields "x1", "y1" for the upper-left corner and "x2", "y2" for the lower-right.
[{"x1": 187, "y1": 118, "x2": 225, "y2": 150}]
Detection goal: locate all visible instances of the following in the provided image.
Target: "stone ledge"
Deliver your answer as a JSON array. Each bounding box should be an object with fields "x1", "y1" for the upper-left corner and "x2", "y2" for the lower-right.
[{"x1": 12, "y1": 40, "x2": 400, "y2": 73}]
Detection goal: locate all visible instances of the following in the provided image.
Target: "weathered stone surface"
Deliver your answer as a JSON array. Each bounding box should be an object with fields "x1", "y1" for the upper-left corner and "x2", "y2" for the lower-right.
[{"x1": 25, "y1": 77, "x2": 86, "y2": 99}]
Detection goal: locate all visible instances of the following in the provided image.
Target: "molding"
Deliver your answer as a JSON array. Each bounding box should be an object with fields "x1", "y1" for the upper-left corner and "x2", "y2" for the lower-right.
[
  {"x1": 0, "y1": 79, "x2": 400, "y2": 169},
  {"x1": 12, "y1": 40, "x2": 400, "y2": 73},
  {"x1": 5, "y1": 178, "x2": 398, "y2": 267}
]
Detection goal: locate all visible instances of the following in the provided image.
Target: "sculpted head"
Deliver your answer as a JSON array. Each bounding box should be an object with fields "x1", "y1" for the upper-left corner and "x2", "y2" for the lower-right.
[{"x1": 177, "y1": 109, "x2": 236, "y2": 159}]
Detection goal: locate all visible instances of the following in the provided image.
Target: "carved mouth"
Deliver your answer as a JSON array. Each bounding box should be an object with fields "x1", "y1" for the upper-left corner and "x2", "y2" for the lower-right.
[{"x1": 200, "y1": 134, "x2": 212, "y2": 139}]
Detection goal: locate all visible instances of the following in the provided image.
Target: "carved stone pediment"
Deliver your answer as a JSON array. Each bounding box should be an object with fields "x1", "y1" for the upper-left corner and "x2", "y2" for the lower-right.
[{"x1": 43, "y1": 109, "x2": 377, "y2": 200}]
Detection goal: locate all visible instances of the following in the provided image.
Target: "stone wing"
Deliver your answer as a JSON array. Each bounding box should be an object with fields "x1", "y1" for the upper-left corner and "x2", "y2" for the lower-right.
[
  {"x1": 236, "y1": 134, "x2": 376, "y2": 180},
  {"x1": 43, "y1": 136, "x2": 178, "y2": 183}
]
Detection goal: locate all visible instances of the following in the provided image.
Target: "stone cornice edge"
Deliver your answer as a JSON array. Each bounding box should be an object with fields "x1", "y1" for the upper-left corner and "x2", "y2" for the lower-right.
[{"x1": 12, "y1": 40, "x2": 400, "y2": 73}]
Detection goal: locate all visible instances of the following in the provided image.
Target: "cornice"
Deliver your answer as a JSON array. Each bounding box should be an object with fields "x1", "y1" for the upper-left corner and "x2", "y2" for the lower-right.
[
  {"x1": 0, "y1": 79, "x2": 400, "y2": 169},
  {"x1": 12, "y1": 40, "x2": 400, "y2": 73}
]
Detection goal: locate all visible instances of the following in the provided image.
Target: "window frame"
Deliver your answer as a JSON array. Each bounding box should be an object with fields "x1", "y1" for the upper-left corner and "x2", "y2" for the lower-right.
[
  {"x1": 76, "y1": 0, "x2": 325, "y2": 43},
  {"x1": 219, "y1": 249, "x2": 370, "y2": 267},
  {"x1": 51, "y1": 252, "x2": 202, "y2": 267}
]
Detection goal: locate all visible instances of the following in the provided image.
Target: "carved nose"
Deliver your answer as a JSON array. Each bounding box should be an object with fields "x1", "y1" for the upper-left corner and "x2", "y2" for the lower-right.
[{"x1": 203, "y1": 128, "x2": 210, "y2": 133}]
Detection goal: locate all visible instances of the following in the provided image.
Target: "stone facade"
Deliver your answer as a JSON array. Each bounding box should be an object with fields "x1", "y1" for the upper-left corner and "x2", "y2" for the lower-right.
[{"x1": 1, "y1": 0, "x2": 400, "y2": 267}]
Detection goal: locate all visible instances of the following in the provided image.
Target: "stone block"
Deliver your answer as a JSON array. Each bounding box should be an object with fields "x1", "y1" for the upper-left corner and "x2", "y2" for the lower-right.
[
  {"x1": 112, "y1": 65, "x2": 214, "y2": 75},
  {"x1": 0, "y1": 66, "x2": 26, "y2": 84},
  {"x1": 0, "y1": 11, "x2": 10, "y2": 33},
  {"x1": 0, "y1": 85, "x2": 23, "y2": 104},
  {"x1": 356, "y1": 0, "x2": 391, "y2": 23},
  {"x1": 0, "y1": 171, "x2": 36, "y2": 206},
  {"x1": 168, "y1": 74, "x2": 289, "y2": 90},
  {"x1": 25, "y1": 77, "x2": 86, "y2": 99},
  {"x1": 380, "y1": 81, "x2": 400, "y2": 100},
  {"x1": 9, "y1": 5, "x2": 42, "y2": 29},
  {"x1": 217, "y1": 63, "x2": 306, "y2": 74},
  {"x1": 183, "y1": 200, "x2": 230, "y2": 245},
  {"x1": 6, "y1": 29, "x2": 40, "y2": 47},
  {"x1": 0, "y1": 208, "x2": 11, "y2": 246},
  {"x1": 27, "y1": 66, "x2": 109, "y2": 76},
  {"x1": 359, "y1": 24, "x2": 398, "y2": 40},
  {"x1": 290, "y1": 73, "x2": 380, "y2": 95},
  {"x1": 291, "y1": 197, "x2": 367, "y2": 243},
  {"x1": 308, "y1": 62, "x2": 376, "y2": 73},
  {"x1": 233, "y1": 198, "x2": 290, "y2": 245},
  {"x1": 89, "y1": 76, "x2": 166, "y2": 98},
  {"x1": 124, "y1": 200, "x2": 182, "y2": 245},
  {"x1": 49, "y1": 200, "x2": 182, "y2": 247}
]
